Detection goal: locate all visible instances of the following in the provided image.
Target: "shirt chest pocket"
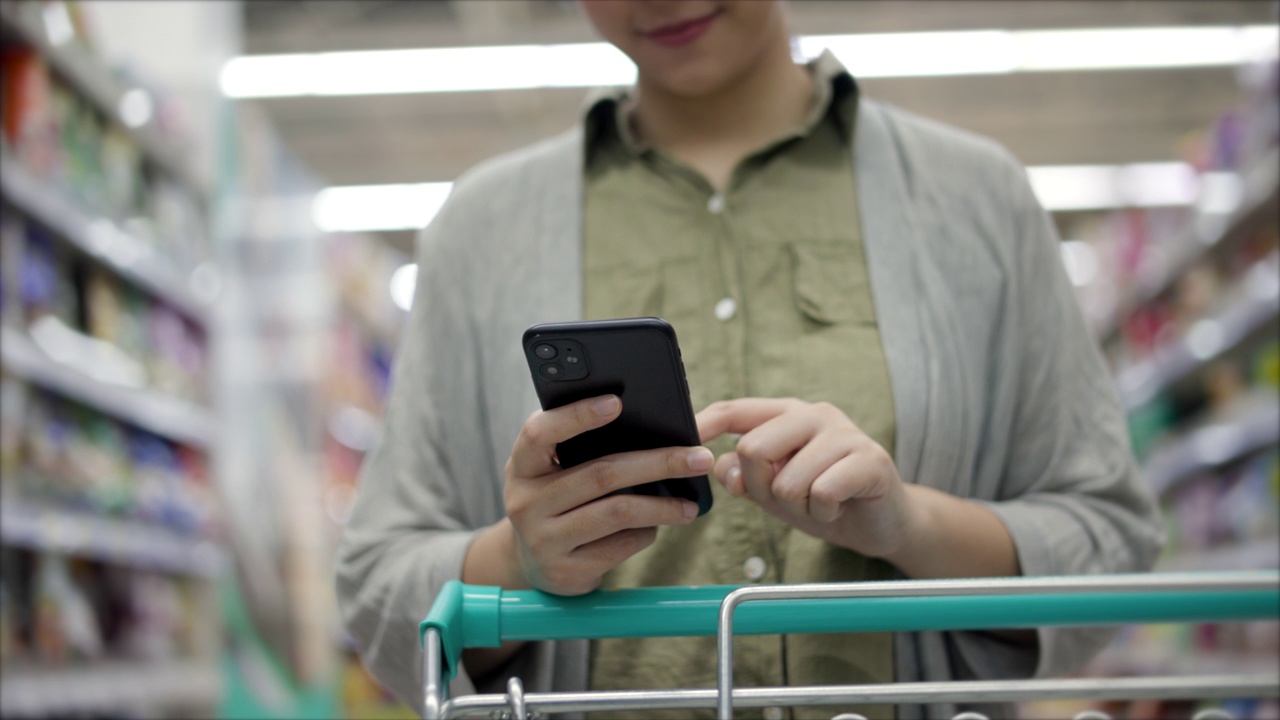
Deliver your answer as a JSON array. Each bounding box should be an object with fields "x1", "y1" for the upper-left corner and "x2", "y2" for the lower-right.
[{"x1": 791, "y1": 242, "x2": 878, "y2": 328}]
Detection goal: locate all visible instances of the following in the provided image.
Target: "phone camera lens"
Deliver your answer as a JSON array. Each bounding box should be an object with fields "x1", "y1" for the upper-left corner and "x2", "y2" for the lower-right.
[
  {"x1": 540, "y1": 363, "x2": 563, "y2": 379},
  {"x1": 534, "y1": 344, "x2": 557, "y2": 360}
]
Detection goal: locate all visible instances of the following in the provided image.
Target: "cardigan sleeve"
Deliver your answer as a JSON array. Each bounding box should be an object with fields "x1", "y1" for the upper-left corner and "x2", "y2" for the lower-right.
[{"x1": 958, "y1": 153, "x2": 1166, "y2": 680}]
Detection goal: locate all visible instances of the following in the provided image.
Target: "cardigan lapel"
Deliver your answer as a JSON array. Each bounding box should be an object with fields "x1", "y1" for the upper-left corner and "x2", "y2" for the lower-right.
[{"x1": 853, "y1": 100, "x2": 931, "y2": 485}]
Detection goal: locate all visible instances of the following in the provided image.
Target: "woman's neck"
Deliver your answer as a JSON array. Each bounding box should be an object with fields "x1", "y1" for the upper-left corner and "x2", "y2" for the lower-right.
[{"x1": 630, "y1": 31, "x2": 813, "y2": 188}]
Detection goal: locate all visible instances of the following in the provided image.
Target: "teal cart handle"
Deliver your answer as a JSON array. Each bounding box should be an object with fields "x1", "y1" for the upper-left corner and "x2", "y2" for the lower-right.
[{"x1": 420, "y1": 571, "x2": 1280, "y2": 681}]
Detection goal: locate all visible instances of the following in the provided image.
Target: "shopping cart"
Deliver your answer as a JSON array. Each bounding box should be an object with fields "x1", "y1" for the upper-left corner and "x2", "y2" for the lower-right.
[{"x1": 419, "y1": 571, "x2": 1280, "y2": 720}]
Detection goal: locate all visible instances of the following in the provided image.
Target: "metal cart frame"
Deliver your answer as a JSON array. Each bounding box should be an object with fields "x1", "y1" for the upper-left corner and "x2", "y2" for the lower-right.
[{"x1": 419, "y1": 571, "x2": 1280, "y2": 719}]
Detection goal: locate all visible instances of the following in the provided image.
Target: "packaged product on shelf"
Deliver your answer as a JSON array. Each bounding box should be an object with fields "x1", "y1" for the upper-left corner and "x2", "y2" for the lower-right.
[
  {"x1": 147, "y1": 300, "x2": 191, "y2": 399},
  {"x1": 48, "y1": 554, "x2": 105, "y2": 661},
  {"x1": 177, "y1": 314, "x2": 208, "y2": 403},
  {"x1": 0, "y1": 45, "x2": 56, "y2": 175},
  {"x1": 82, "y1": 411, "x2": 133, "y2": 514},
  {"x1": 119, "y1": 571, "x2": 182, "y2": 661},
  {"x1": 149, "y1": 178, "x2": 209, "y2": 269},
  {"x1": 99, "y1": 124, "x2": 144, "y2": 220},
  {"x1": 33, "y1": 552, "x2": 69, "y2": 665},
  {"x1": 1, "y1": 212, "x2": 24, "y2": 328},
  {"x1": 116, "y1": 281, "x2": 151, "y2": 372},
  {"x1": 63, "y1": 89, "x2": 107, "y2": 214},
  {"x1": 1253, "y1": 338, "x2": 1280, "y2": 388},
  {"x1": 1, "y1": 547, "x2": 36, "y2": 666},
  {"x1": 175, "y1": 443, "x2": 219, "y2": 537},
  {"x1": 20, "y1": 223, "x2": 76, "y2": 329},
  {"x1": 0, "y1": 579, "x2": 10, "y2": 667},
  {"x1": 0, "y1": 374, "x2": 27, "y2": 483},
  {"x1": 83, "y1": 264, "x2": 124, "y2": 344},
  {"x1": 21, "y1": 391, "x2": 73, "y2": 497},
  {"x1": 129, "y1": 426, "x2": 177, "y2": 527}
]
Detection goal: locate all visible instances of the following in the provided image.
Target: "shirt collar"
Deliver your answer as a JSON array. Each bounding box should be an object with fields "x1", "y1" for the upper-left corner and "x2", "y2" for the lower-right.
[{"x1": 584, "y1": 49, "x2": 858, "y2": 160}]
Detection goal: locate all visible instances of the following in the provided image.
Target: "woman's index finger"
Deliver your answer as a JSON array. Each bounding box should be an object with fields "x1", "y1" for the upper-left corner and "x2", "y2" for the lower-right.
[{"x1": 695, "y1": 398, "x2": 795, "y2": 443}]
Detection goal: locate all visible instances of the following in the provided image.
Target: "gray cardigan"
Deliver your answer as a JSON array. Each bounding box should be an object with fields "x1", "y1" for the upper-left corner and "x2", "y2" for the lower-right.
[{"x1": 335, "y1": 99, "x2": 1164, "y2": 718}]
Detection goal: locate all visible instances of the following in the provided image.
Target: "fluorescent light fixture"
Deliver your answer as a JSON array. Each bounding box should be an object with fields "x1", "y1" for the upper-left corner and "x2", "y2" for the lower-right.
[
  {"x1": 1026, "y1": 162, "x2": 1198, "y2": 211},
  {"x1": 222, "y1": 25, "x2": 1279, "y2": 98},
  {"x1": 389, "y1": 263, "x2": 418, "y2": 312},
  {"x1": 317, "y1": 160, "x2": 1210, "y2": 232},
  {"x1": 797, "y1": 31, "x2": 1019, "y2": 78},
  {"x1": 1197, "y1": 171, "x2": 1243, "y2": 215},
  {"x1": 312, "y1": 182, "x2": 452, "y2": 232}
]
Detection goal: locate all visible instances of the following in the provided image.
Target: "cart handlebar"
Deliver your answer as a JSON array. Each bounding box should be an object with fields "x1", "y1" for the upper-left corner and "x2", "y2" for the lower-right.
[{"x1": 420, "y1": 571, "x2": 1279, "y2": 682}]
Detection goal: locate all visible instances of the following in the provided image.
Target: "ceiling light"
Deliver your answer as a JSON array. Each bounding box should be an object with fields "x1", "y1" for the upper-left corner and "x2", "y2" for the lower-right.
[
  {"x1": 1026, "y1": 162, "x2": 1198, "y2": 211},
  {"x1": 312, "y1": 182, "x2": 452, "y2": 232},
  {"x1": 316, "y1": 160, "x2": 1212, "y2": 233},
  {"x1": 221, "y1": 25, "x2": 1279, "y2": 98}
]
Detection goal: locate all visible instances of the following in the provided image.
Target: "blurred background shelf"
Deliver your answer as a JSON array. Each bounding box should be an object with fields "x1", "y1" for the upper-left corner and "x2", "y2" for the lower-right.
[
  {"x1": 0, "y1": 326, "x2": 215, "y2": 448},
  {"x1": 0, "y1": 659, "x2": 220, "y2": 717},
  {"x1": 0, "y1": 498, "x2": 226, "y2": 577},
  {"x1": 1142, "y1": 391, "x2": 1280, "y2": 496},
  {"x1": 1116, "y1": 250, "x2": 1279, "y2": 411},
  {"x1": 0, "y1": 0, "x2": 203, "y2": 194},
  {"x1": 1100, "y1": 149, "x2": 1279, "y2": 343},
  {"x1": 1, "y1": 160, "x2": 211, "y2": 323}
]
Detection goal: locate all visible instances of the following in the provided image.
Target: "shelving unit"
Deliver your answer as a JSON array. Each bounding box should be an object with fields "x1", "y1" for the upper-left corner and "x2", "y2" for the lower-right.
[
  {"x1": 0, "y1": 0, "x2": 203, "y2": 194},
  {"x1": 1, "y1": 2, "x2": 222, "y2": 716},
  {"x1": 1055, "y1": 56, "x2": 1280, "y2": 719},
  {"x1": 0, "y1": 658, "x2": 219, "y2": 717}
]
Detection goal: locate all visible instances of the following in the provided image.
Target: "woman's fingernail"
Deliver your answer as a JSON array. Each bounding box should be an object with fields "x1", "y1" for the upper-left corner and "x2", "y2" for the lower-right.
[
  {"x1": 687, "y1": 448, "x2": 714, "y2": 472},
  {"x1": 683, "y1": 501, "x2": 698, "y2": 520},
  {"x1": 593, "y1": 396, "x2": 620, "y2": 417},
  {"x1": 726, "y1": 466, "x2": 742, "y2": 494}
]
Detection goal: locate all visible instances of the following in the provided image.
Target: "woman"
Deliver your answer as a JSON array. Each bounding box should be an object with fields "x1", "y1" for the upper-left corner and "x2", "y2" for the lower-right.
[{"x1": 336, "y1": 2, "x2": 1163, "y2": 718}]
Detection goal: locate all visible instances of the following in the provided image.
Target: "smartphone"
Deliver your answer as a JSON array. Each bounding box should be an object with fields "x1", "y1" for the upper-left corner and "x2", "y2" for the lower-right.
[{"x1": 522, "y1": 317, "x2": 713, "y2": 516}]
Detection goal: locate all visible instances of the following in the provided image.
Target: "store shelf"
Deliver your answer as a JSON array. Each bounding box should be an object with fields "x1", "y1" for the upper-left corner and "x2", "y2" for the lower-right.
[
  {"x1": 0, "y1": 659, "x2": 220, "y2": 717},
  {"x1": 1100, "y1": 148, "x2": 1280, "y2": 342},
  {"x1": 1091, "y1": 645, "x2": 1280, "y2": 678},
  {"x1": 1159, "y1": 538, "x2": 1280, "y2": 573},
  {"x1": 1142, "y1": 393, "x2": 1280, "y2": 498},
  {"x1": 1115, "y1": 251, "x2": 1280, "y2": 411},
  {"x1": 1, "y1": 160, "x2": 211, "y2": 323},
  {"x1": 0, "y1": 0, "x2": 206, "y2": 196},
  {"x1": 0, "y1": 497, "x2": 226, "y2": 577},
  {"x1": 0, "y1": 326, "x2": 216, "y2": 448}
]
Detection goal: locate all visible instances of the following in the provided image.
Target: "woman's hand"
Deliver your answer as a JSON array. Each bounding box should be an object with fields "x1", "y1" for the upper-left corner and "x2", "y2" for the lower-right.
[
  {"x1": 696, "y1": 398, "x2": 915, "y2": 559},
  {"x1": 475, "y1": 394, "x2": 710, "y2": 597},
  {"x1": 696, "y1": 397, "x2": 1020, "y2": 580}
]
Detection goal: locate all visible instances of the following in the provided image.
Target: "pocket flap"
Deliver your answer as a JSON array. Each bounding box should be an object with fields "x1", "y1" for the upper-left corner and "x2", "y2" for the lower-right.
[{"x1": 791, "y1": 242, "x2": 877, "y2": 325}]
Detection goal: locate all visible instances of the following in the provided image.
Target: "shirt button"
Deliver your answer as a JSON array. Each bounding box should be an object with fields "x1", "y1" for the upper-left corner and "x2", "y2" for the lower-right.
[
  {"x1": 707, "y1": 193, "x2": 726, "y2": 214},
  {"x1": 714, "y1": 297, "x2": 736, "y2": 321},
  {"x1": 743, "y1": 556, "x2": 767, "y2": 581},
  {"x1": 763, "y1": 708, "x2": 785, "y2": 720}
]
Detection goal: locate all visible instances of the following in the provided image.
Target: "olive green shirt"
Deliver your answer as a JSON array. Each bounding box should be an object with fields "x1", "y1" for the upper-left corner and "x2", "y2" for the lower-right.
[{"x1": 583, "y1": 53, "x2": 895, "y2": 720}]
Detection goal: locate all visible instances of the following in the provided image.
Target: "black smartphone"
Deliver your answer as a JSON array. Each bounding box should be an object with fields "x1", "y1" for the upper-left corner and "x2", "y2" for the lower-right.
[{"x1": 522, "y1": 317, "x2": 713, "y2": 516}]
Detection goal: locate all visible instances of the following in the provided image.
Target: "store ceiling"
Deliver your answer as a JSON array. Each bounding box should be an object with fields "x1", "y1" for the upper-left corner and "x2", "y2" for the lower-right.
[{"x1": 238, "y1": 0, "x2": 1275, "y2": 249}]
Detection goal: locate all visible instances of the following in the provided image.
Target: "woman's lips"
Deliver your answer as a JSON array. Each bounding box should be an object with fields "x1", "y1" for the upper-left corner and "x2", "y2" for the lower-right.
[{"x1": 642, "y1": 11, "x2": 720, "y2": 48}]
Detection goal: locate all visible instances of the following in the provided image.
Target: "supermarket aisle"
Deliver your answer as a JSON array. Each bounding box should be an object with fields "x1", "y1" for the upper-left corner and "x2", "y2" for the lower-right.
[{"x1": 0, "y1": 1, "x2": 1277, "y2": 719}]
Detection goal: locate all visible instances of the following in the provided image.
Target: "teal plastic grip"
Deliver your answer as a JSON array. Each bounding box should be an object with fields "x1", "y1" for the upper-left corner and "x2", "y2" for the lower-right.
[
  {"x1": 420, "y1": 573, "x2": 1280, "y2": 680},
  {"x1": 419, "y1": 581, "x2": 502, "y2": 680},
  {"x1": 494, "y1": 586, "x2": 1279, "y2": 641}
]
